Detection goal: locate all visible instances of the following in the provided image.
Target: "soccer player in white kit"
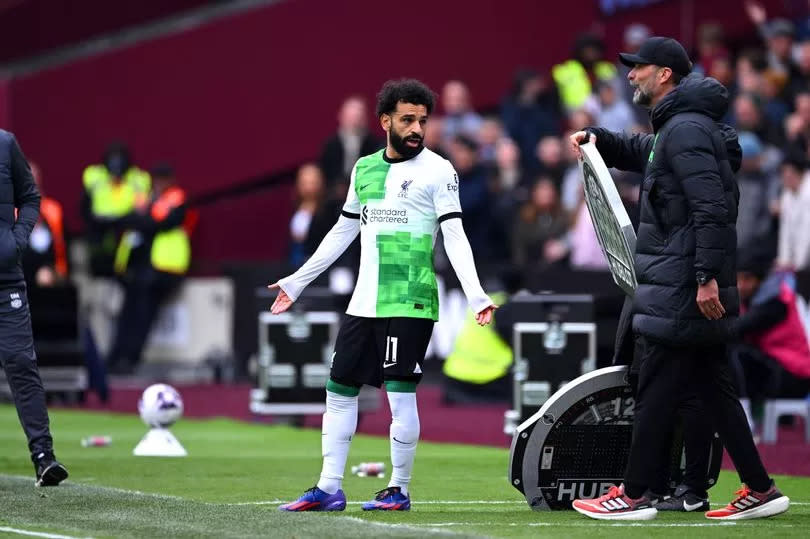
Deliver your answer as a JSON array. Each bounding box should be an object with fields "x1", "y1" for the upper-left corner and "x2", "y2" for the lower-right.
[{"x1": 273, "y1": 79, "x2": 496, "y2": 512}]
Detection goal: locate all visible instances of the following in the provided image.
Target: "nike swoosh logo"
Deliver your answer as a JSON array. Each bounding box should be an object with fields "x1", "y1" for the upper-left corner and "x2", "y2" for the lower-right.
[
  {"x1": 383, "y1": 362, "x2": 396, "y2": 368},
  {"x1": 392, "y1": 436, "x2": 413, "y2": 445},
  {"x1": 359, "y1": 184, "x2": 370, "y2": 191},
  {"x1": 684, "y1": 500, "x2": 705, "y2": 511}
]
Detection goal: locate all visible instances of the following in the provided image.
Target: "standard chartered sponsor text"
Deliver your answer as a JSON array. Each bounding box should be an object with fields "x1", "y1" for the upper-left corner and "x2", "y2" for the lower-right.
[{"x1": 368, "y1": 208, "x2": 409, "y2": 223}]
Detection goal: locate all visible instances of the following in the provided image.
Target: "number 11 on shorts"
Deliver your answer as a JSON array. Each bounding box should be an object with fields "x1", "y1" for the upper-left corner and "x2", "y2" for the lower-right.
[{"x1": 384, "y1": 336, "x2": 398, "y2": 368}]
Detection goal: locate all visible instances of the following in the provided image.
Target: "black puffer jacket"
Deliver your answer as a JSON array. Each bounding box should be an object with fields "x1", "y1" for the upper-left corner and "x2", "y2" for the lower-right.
[
  {"x1": 592, "y1": 74, "x2": 741, "y2": 347},
  {"x1": 0, "y1": 130, "x2": 40, "y2": 285}
]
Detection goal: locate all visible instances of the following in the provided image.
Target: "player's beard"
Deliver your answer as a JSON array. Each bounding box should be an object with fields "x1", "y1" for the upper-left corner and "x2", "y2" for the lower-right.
[{"x1": 389, "y1": 129, "x2": 423, "y2": 159}]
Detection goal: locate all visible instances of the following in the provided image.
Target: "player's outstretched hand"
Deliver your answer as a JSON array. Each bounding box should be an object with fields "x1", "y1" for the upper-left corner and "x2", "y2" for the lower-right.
[
  {"x1": 569, "y1": 131, "x2": 596, "y2": 160},
  {"x1": 268, "y1": 282, "x2": 294, "y2": 314},
  {"x1": 475, "y1": 304, "x2": 498, "y2": 326}
]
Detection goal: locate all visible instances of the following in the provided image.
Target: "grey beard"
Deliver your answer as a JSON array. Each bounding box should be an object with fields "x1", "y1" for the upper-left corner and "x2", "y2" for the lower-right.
[{"x1": 632, "y1": 87, "x2": 653, "y2": 107}]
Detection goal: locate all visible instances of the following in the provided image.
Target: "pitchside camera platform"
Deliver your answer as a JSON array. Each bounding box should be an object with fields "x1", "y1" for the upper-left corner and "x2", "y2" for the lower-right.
[{"x1": 509, "y1": 366, "x2": 722, "y2": 510}]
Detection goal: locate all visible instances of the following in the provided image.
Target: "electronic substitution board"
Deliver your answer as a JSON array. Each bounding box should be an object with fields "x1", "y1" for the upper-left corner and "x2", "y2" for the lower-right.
[{"x1": 508, "y1": 366, "x2": 722, "y2": 510}]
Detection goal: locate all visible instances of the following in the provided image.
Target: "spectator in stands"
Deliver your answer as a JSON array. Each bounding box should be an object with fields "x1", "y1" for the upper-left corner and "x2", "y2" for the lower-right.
[
  {"x1": 616, "y1": 23, "x2": 652, "y2": 126},
  {"x1": 736, "y1": 48, "x2": 768, "y2": 97},
  {"x1": 477, "y1": 117, "x2": 503, "y2": 165},
  {"x1": 489, "y1": 137, "x2": 527, "y2": 192},
  {"x1": 786, "y1": 40, "x2": 810, "y2": 106},
  {"x1": 107, "y1": 164, "x2": 192, "y2": 375},
  {"x1": 709, "y1": 55, "x2": 736, "y2": 96},
  {"x1": 440, "y1": 80, "x2": 483, "y2": 144},
  {"x1": 560, "y1": 129, "x2": 585, "y2": 212},
  {"x1": 745, "y1": 2, "x2": 801, "y2": 82},
  {"x1": 535, "y1": 136, "x2": 567, "y2": 186},
  {"x1": 567, "y1": 191, "x2": 609, "y2": 270},
  {"x1": 733, "y1": 250, "x2": 810, "y2": 420},
  {"x1": 288, "y1": 163, "x2": 326, "y2": 267},
  {"x1": 785, "y1": 91, "x2": 810, "y2": 159},
  {"x1": 593, "y1": 79, "x2": 635, "y2": 133},
  {"x1": 511, "y1": 178, "x2": 568, "y2": 270},
  {"x1": 733, "y1": 92, "x2": 784, "y2": 147},
  {"x1": 776, "y1": 155, "x2": 810, "y2": 271},
  {"x1": 760, "y1": 69, "x2": 791, "y2": 129},
  {"x1": 81, "y1": 142, "x2": 150, "y2": 277},
  {"x1": 23, "y1": 163, "x2": 68, "y2": 288},
  {"x1": 553, "y1": 33, "x2": 617, "y2": 112},
  {"x1": 567, "y1": 107, "x2": 596, "y2": 133},
  {"x1": 319, "y1": 96, "x2": 382, "y2": 198},
  {"x1": 423, "y1": 116, "x2": 447, "y2": 158},
  {"x1": 487, "y1": 138, "x2": 523, "y2": 266},
  {"x1": 694, "y1": 23, "x2": 729, "y2": 76},
  {"x1": 448, "y1": 134, "x2": 490, "y2": 257},
  {"x1": 736, "y1": 132, "x2": 778, "y2": 254},
  {"x1": 500, "y1": 68, "x2": 562, "y2": 172}
]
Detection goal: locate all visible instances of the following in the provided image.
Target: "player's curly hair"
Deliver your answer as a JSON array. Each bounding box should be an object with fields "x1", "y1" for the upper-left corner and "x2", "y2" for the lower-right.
[{"x1": 376, "y1": 78, "x2": 435, "y2": 117}]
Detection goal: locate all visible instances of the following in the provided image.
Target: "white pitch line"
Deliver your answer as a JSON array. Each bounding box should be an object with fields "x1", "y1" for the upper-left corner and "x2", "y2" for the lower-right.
[
  {"x1": 3, "y1": 474, "x2": 187, "y2": 502},
  {"x1": 224, "y1": 499, "x2": 810, "y2": 507},
  {"x1": 0, "y1": 527, "x2": 90, "y2": 539},
  {"x1": 407, "y1": 522, "x2": 799, "y2": 528},
  {"x1": 339, "y1": 516, "x2": 460, "y2": 536},
  {"x1": 226, "y1": 499, "x2": 527, "y2": 506}
]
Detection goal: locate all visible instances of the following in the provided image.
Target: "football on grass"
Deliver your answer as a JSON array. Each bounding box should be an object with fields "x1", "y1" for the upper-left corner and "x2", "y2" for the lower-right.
[{"x1": 138, "y1": 384, "x2": 184, "y2": 428}]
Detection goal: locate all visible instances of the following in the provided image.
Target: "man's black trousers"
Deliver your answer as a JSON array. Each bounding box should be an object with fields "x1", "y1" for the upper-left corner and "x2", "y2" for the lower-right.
[
  {"x1": 624, "y1": 336, "x2": 771, "y2": 498},
  {"x1": 108, "y1": 269, "x2": 183, "y2": 372},
  {"x1": 0, "y1": 285, "x2": 53, "y2": 459}
]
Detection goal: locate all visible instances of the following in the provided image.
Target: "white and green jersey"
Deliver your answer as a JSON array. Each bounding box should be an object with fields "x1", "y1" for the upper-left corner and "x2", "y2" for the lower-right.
[
  {"x1": 278, "y1": 147, "x2": 490, "y2": 322},
  {"x1": 341, "y1": 148, "x2": 461, "y2": 321}
]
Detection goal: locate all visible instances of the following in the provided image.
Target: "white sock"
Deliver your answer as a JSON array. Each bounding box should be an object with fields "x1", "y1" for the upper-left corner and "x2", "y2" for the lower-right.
[
  {"x1": 316, "y1": 391, "x2": 358, "y2": 494},
  {"x1": 387, "y1": 391, "x2": 419, "y2": 496}
]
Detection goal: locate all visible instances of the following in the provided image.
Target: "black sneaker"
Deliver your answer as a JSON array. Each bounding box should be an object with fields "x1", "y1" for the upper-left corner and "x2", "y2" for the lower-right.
[
  {"x1": 652, "y1": 484, "x2": 710, "y2": 512},
  {"x1": 33, "y1": 452, "x2": 69, "y2": 487}
]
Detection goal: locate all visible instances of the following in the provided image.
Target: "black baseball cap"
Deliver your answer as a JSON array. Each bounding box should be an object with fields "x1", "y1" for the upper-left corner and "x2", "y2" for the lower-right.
[{"x1": 619, "y1": 36, "x2": 692, "y2": 77}]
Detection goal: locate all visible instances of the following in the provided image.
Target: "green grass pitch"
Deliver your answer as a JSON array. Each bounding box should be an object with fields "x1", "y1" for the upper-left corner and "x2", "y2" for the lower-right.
[{"x1": 1, "y1": 404, "x2": 808, "y2": 538}]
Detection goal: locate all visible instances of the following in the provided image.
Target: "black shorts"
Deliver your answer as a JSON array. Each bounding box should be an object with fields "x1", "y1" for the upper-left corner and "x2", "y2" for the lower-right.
[{"x1": 330, "y1": 315, "x2": 434, "y2": 388}]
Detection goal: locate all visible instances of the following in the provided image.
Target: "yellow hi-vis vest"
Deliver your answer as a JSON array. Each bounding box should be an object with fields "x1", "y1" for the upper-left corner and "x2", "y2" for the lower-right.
[
  {"x1": 82, "y1": 165, "x2": 151, "y2": 217},
  {"x1": 552, "y1": 59, "x2": 617, "y2": 110},
  {"x1": 114, "y1": 187, "x2": 191, "y2": 275},
  {"x1": 151, "y1": 227, "x2": 190, "y2": 274},
  {"x1": 443, "y1": 292, "x2": 512, "y2": 385}
]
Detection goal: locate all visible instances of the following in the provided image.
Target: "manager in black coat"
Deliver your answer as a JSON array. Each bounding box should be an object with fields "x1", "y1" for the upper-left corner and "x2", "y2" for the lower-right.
[
  {"x1": 569, "y1": 37, "x2": 786, "y2": 520},
  {"x1": 0, "y1": 129, "x2": 68, "y2": 486}
]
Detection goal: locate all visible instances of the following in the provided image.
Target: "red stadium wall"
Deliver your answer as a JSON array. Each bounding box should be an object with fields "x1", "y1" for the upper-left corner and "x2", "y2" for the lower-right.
[
  {"x1": 0, "y1": 0, "x2": 208, "y2": 64},
  {"x1": 0, "y1": 79, "x2": 10, "y2": 128},
  {"x1": 0, "y1": 0, "x2": 788, "y2": 264}
]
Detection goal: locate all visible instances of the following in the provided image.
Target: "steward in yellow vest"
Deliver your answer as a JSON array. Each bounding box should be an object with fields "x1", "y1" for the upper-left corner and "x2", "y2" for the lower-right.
[
  {"x1": 552, "y1": 33, "x2": 617, "y2": 111},
  {"x1": 107, "y1": 163, "x2": 195, "y2": 375},
  {"x1": 113, "y1": 168, "x2": 192, "y2": 277},
  {"x1": 81, "y1": 142, "x2": 150, "y2": 276},
  {"x1": 443, "y1": 291, "x2": 513, "y2": 404}
]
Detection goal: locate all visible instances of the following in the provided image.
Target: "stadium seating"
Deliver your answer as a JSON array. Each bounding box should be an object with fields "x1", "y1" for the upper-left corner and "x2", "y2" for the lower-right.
[{"x1": 762, "y1": 397, "x2": 810, "y2": 444}]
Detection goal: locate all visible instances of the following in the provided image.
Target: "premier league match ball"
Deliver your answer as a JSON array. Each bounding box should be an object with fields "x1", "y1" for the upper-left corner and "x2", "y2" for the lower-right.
[{"x1": 138, "y1": 384, "x2": 184, "y2": 429}]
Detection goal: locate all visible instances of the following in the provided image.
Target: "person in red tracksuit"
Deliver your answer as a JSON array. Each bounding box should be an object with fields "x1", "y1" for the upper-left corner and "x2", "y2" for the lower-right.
[{"x1": 732, "y1": 251, "x2": 810, "y2": 414}]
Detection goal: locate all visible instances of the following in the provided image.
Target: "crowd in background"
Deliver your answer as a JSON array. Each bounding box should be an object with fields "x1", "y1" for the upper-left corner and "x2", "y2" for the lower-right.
[
  {"x1": 20, "y1": 2, "x2": 810, "y2": 400},
  {"x1": 289, "y1": 3, "x2": 810, "y2": 287},
  {"x1": 283, "y1": 4, "x2": 810, "y2": 409}
]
